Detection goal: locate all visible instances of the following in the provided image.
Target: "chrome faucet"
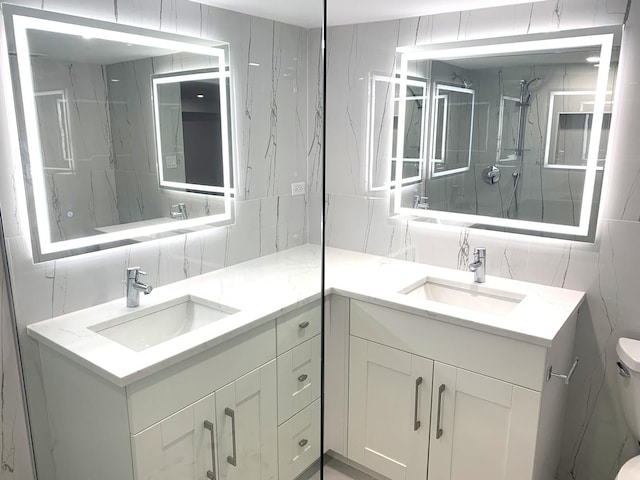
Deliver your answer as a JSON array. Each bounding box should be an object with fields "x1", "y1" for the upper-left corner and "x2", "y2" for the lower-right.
[
  {"x1": 170, "y1": 203, "x2": 188, "y2": 220},
  {"x1": 468, "y1": 247, "x2": 486, "y2": 283},
  {"x1": 126, "y1": 267, "x2": 153, "y2": 308}
]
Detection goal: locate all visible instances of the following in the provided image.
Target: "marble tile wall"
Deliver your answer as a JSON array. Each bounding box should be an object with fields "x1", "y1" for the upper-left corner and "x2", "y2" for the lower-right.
[
  {"x1": 0, "y1": 1, "x2": 321, "y2": 479},
  {"x1": 0, "y1": 218, "x2": 33, "y2": 480},
  {"x1": 325, "y1": 0, "x2": 639, "y2": 478}
]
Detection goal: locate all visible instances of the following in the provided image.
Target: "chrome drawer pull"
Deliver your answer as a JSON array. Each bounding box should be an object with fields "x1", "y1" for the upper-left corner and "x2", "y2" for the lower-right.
[
  {"x1": 224, "y1": 408, "x2": 237, "y2": 466},
  {"x1": 299, "y1": 321, "x2": 310, "y2": 329},
  {"x1": 203, "y1": 420, "x2": 216, "y2": 480},
  {"x1": 436, "y1": 384, "x2": 445, "y2": 439},
  {"x1": 413, "y1": 377, "x2": 422, "y2": 431},
  {"x1": 298, "y1": 374, "x2": 308, "y2": 382},
  {"x1": 299, "y1": 439, "x2": 308, "y2": 447}
]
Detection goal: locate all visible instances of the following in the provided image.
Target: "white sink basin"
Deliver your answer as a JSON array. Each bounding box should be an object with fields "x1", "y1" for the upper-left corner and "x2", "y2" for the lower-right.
[
  {"x1": 89, "y1": 297, "x2": 239, "y2": 352},
  {"x1": 402, "y1": 278, "x2": 525, "y2": 316}
]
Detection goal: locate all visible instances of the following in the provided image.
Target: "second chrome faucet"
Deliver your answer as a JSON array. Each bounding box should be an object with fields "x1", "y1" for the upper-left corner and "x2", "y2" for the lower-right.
[
  {"x1": 126, "y1": 267, "x2": 153, "y2": 307},
  {"x1": 468, "y1": 247, "x2": 486, "y2": 283}
]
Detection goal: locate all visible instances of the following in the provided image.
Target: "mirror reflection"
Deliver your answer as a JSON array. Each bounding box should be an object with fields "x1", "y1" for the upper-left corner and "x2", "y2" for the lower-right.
[
  {"x1": 8, "y1": 15, "x2": 235, "y2": 259},
  {"x1": 374, "y1": 31, "x2": 619, "y2": 239}
]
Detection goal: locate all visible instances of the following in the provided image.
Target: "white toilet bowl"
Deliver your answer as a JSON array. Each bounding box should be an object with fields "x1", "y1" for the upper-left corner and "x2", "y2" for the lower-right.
[
  {"x1": 616, "y1": 455, "x2": 640, "y2": 480},
  {"x1": 616, "y1": 338, "x2": 640, "y2": 479}
]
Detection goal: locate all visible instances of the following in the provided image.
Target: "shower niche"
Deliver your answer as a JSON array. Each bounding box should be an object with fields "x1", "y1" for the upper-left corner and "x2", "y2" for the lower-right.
[{"x1": 368, "y1": 27, "x2": 622, "y2": 240}]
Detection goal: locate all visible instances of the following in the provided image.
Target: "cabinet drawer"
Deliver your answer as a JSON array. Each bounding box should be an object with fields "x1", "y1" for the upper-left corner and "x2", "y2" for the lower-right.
[
  {"x1": 276, "y1": 301, "x2": 321, "y2": 354},
  {"x1": 350, "y1": 300, "x2": 547, "y2": 391},
  {"x1": 127, "y1": 320, "x2": 275, "y2": 434},
  {"x1": 277, "y1": 335, "x2": 321, "y2": 424},
  {"x1": 278, "y1": 399, "x2": 321, "y2": 480}
]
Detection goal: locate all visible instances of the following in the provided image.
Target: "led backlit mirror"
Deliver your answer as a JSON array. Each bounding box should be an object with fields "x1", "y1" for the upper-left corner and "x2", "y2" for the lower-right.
[
  {"x1": 372, "y1": 27, "x2": 621, "y2": 241},
  {"x1": 3, "y1": 6, "x2": 236, "y2": 261}
]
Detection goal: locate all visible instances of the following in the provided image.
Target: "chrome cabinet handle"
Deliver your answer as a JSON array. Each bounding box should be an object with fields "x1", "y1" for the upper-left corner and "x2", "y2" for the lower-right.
[
  {"x1": 413, "y1": 377, "x2": 423, "y2": 431},
  {"x1": 203, "y1": 420, "x2": 216, "y2": 480},
  {"x1": 224, "y1": 408, "x2": 237, "y2": 466},
  {"x1": 299, "y1": 321, "x2": 310, "y2": 329},
  {"x1": 298, "y1": 374, "x2": 308, "y2": 382},
  {"x1": 618, "y1": 361, "x2": 631, "y2": 378},
  {"x1": 298, "y1": 439, "x2": 308, "y2": 447},
  {"x1": 436, "y1": 384, "x2": 445, "y2": 439},
  {"x1": 547, "y1": 357, "x2": 580, "y2": 384}
]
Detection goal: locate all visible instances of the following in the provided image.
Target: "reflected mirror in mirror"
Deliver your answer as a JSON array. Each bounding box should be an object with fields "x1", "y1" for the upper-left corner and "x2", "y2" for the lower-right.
[
  {"x1": 367, "y1": 74, "x2": 427, "y2": 191},
  {"x1": 430, "y1": 82, "x2": 475, "y2": 178},
  {"x1": 4, "y1": 7, "x2": 236, "y2": 261},
  {"x1": 544, "y1": 91, "x2": 612, "y2": 169},
  {"x1": 389, "y1": 28, "x2": 620, "y2": 240},
  {"x1": 153, "y1": 69, "x2": 233, "y2": 195}
]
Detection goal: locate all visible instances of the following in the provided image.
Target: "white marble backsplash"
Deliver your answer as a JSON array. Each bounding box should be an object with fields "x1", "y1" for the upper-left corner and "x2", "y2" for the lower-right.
[
  {"x1": 0, "y1": 0, "x2": 321, "y2": 479},
  {"x1": 325, "y1": 1, "x2": 638, "y2": 479}
]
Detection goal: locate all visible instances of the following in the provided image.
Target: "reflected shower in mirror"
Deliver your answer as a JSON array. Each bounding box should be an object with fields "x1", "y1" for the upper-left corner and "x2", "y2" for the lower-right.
[{"x1": 384, "y1": 29, "x2": 620, "y2": 240}]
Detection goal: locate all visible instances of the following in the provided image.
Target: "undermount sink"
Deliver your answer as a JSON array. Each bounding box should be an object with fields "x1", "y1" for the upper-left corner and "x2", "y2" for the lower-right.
[
  {"x1": 401, "y1": 277, "x2": 525, "y2": 316},
  {"x1": 89, "y1": 297, "x2": 239, "y2": 352}
]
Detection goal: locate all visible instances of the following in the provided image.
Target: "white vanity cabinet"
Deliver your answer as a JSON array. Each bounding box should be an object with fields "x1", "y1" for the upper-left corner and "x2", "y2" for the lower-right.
[
  {"x1": 36, "y1": 299, "x2": 322, "y2": 480},
  {"x1": 348, "y1": 337, "x2": 433, "y2": 480},
  {"x1": 338, "y1": 299, "x2": 578, "y2": 480}
]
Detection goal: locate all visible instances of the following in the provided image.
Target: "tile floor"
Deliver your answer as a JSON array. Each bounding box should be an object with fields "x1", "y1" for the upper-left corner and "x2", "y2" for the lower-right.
[{"x1": 307, "y1": 457, "x2": 380, "y2": 480}]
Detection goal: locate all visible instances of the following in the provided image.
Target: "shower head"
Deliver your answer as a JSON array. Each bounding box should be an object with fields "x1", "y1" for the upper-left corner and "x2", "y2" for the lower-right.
[
  {"x1": 526, "y1": 77, "x2": 543, "y2": 93},
  {"x1": 451, "y1": 73, "x2": 473, "y2": 89}
]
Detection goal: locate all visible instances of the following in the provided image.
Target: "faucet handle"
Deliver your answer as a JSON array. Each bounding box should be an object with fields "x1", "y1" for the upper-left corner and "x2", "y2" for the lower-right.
[
  {"x1": 473, "y1": 247, "x2": 486, "y2": 257},
  {"x1": 127, "y1": 266, "x2": 146, "y2": 280}
]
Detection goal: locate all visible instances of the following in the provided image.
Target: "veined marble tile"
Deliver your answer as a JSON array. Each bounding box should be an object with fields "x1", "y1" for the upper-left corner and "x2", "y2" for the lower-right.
[{"x1": 0, "y1": 236, "x2": 34, "y2": 480}]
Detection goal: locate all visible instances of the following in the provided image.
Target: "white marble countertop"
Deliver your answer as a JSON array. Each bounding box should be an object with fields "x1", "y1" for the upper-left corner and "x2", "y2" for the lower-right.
[{"x1": 27, "y1": 245, "x2": 585, "y2": 387}]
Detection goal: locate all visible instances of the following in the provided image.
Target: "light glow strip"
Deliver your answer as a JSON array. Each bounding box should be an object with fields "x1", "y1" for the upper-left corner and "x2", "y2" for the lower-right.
[
  {"x1": 394, "y1": 33, "x2": 615, "y2": 237},
  {"x1": 12, "y1": 14, "x2": 235, "y2": 254}
]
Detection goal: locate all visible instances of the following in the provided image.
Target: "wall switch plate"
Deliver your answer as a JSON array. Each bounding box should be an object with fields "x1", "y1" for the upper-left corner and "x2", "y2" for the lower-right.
[
  {"x1": 291, "y1": 182, "x2": 306, "y2": 196},
  {"x1": 166, "y1": 155, "x2": 178, "y2": 169}
]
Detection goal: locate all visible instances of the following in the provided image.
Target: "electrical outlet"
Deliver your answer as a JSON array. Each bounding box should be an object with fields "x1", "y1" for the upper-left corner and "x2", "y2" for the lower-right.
[{"x1": 291, "y1": 182, "x2": 306, "y2": 196}]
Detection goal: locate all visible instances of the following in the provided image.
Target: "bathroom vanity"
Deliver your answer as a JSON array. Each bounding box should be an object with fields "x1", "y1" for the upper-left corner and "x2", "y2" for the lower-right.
[{"x1": 27, "y1": 245, "x2": 584, "y2": 480}]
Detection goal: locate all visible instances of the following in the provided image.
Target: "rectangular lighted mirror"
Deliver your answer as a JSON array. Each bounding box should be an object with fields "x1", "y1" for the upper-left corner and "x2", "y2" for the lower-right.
[
  {"x1": 3, "y1": 5, "x2": 236, "y2": 261},
  {"x1": 389, "y1": 27, "x2": 621, "y2": 240}
]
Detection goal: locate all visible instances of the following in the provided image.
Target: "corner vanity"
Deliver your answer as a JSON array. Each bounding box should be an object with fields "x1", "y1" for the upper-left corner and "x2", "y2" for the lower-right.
[{"x1": 27, "y1": 245, "x2": 584, "y2": 480}]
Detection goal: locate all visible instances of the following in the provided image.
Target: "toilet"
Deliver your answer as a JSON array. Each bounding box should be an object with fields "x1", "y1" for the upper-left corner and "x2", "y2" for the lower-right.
[{"x1": 615, "y1": 338, "x2": 640, "y2": 479}]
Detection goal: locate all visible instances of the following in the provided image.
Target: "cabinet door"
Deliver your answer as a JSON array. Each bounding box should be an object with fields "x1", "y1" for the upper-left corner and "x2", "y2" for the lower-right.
[
  {"x1": 216, "y1": 360, "x2": 278, "y2": 480},
  {"x1": 132, "y1": 392, "x2": 217, "y2": 480},
  {"x1": 348, "y1": 337, "x2": 433, "y2": 480},
  {"x1": 428, "y1": 363, "x2": 541, "y2": 480}
]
